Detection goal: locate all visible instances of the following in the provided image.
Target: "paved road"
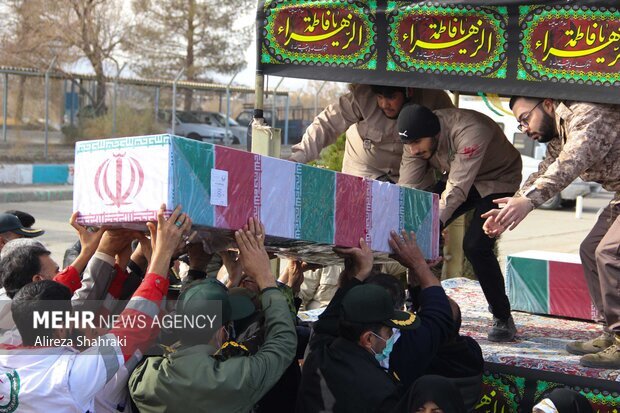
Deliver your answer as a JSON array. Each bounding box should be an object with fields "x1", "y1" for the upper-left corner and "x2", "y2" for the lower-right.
[
  {"x1": 1, "y1": 191, "x2": 613, "y2": 271},
  {"x1": 498, "y1": 191, "x2": 611, "y2": 258}
]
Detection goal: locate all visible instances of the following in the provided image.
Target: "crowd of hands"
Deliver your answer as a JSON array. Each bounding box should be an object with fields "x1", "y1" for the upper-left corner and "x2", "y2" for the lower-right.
[
  {"x1": 66, "y1": 203, "x2": 437, "y2": 301},
  {"x1": 0, "y1": 204, "x2": 467, "y2": 411},
  {"x1": 65, "y1": 204, "x2": 277, "y2": 292}
]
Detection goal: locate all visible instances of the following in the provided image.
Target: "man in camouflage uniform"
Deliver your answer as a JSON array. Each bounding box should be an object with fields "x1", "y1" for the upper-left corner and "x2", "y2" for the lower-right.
[{"x1": 482, "y1": 96, "x2": 620, "y2": 368}]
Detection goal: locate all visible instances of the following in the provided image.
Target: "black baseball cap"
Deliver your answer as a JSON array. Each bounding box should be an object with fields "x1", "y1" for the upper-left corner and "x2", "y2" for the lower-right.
[
  {"x1": 0, "y1": 213, "x2": 44, "y2": 237},
  {"x1": 4, "y1": 210, "x2": 35, "y2": 228},
  {"x1": 342, "y1": 284, "x2": 420, "y2": 330},
  {"x1": 397, "y1": 104, "x2": 440, "y2": 143}
]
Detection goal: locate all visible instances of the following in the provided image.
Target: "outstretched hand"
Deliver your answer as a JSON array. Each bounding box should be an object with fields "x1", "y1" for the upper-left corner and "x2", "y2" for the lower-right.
[
  {"x1": 70, "y1": 212, "x2": 106, "y2": 256},
  {"x1": 388, "y1": 230, "x2": 426, "y2": 270},
  {"x1": 481, "y1": 209, "x2": 506, "y2": 238},
  {"x1": 279, "y1": 260, "x2": 306, "y2": 294},
  {"x1": 481, "y1": 196, "x2": 532, "y2": 236},
  {"x1": 147, "y1": 204, "x2": 192, "y2": 277},
  {"x1": 68, "y1": 211, "x2": 107, "y2": 273},
  {"x1": 388, "y1": 230, "x2": 439, "y2": 288},
  {"x1": 235, "y1": 217, "x2": 275, "y2": 290},
  {"x1": 333, "y1": 237, "x2": 374, "y2": 282}
]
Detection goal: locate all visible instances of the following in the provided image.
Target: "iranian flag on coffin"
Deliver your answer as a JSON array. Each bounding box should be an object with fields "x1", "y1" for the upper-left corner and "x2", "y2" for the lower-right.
[
  {"x1": 366, "y1": 180, "x2": 440, "y2": 258},
  {"x1": 74, "y1": 134, "x2": 439, "y2": 259},
  {"x1": 506, "y1": 250, "x2": 598, "y2": 321},
  {"x1": 75, "y1": 135, "x2": 220, "y2": 227},
  {"x1": 74, "y1": 134, "x2": 174, "y2": 225}
]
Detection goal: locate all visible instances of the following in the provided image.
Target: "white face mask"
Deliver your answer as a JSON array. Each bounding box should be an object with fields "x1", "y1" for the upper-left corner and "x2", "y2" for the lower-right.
[{"x1": 370, "y1": 331, "x2": 396, "y2": 363}]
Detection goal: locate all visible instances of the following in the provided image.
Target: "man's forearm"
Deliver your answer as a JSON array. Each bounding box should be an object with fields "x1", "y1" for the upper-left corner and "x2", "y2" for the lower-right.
[
  {"x1": 408, "y1": 264, "x2": 440, "y2": 289},
  {"x1": 69, "y1": 249, "x2": 96, "y2": 275},
  {"x1": 71, "y1": 253, "x2": 116, "y2": 311}
]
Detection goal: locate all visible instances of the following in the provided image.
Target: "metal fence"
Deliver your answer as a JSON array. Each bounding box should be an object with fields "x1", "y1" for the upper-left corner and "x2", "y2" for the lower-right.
[{"x1": 0, "y1": 66, "x2": 303, "y2": 160}]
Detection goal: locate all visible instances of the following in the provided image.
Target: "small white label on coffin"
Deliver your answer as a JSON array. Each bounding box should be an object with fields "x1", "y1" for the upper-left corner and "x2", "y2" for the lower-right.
[{"x1": 210, "y1": 168, "x2": 228, "y2": 207}]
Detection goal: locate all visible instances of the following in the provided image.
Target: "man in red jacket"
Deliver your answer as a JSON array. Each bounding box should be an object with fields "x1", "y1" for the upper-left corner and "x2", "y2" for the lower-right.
[{"x1": 0, "y1": 203, "x2": 192, "y2": 412}]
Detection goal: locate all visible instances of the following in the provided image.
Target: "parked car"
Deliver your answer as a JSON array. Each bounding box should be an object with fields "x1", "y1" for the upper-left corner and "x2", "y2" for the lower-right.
[
  {"x1": 188, "y1": 111, "x2": 247, "y2": 146},
  {"x1": 158, "y1": 110, "x2": 233, "y2": 144}
]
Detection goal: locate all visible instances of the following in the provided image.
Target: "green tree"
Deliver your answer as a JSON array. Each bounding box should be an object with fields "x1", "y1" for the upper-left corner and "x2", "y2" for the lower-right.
[
  {"x1": 310, "y1": 133, "x2": 346, "y2": 172},
  {"x1": 127, "y1": 0, "x2": 253, "y2": 110}
]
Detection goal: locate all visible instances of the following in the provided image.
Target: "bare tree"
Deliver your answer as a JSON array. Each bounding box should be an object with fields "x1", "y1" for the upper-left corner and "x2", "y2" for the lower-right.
[
  {"x1": 57, "y1": 0, "x2": 132, "y2": 114},
  {"x1": 127, "y1": 0, "x2": 253, "y2": 110},
  {"x1": 1, "y1": 0, "x2": 130, "y2": 118},
  {"x1": 39, "y1": 0, "x2": 131, "y2": 115},
  {"x1": 0, "y1": 0, "x2": 76, "y2": 122}
]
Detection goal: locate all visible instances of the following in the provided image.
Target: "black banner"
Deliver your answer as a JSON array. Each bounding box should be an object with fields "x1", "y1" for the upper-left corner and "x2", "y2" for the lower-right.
[
  {"x1": 475, "y1": 362, "x2": 620, "y2": 412},
  {"x1": 257, "y1": 1, "x2": 620, "y2": 104}
]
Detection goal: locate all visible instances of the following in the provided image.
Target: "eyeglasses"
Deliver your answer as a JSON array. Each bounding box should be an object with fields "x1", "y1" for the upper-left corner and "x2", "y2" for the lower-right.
[
  {"x1": 371, "y1": 330, "x2": 394, "y2": 342},
  {"x1": 517, "y1": 101, "x2": 544, "y2": 132}
]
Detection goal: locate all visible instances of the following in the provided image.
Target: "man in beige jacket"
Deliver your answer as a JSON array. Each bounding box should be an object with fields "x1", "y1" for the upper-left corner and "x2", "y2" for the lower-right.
[
  {"x1": 397, "y1": 104, "x2": 522, "y2": 342},
  {"x1": 289, "y1": 84, "x2": 454, "y2": 183},
  {"x1": 289, "y1": 84, "x2": 453, "y2": 303}
]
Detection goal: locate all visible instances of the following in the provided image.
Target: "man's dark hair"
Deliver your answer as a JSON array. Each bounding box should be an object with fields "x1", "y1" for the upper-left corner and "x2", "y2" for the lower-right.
[
  {"x1": 447, "y1": 297, "x2": 462, "y2": 336},
  {"x1": 338, "y1": 318, "x2": 384, "y2": 343},
  {"x1": 365, "y1": 273, "x2": 406, "y2": 310},
  {"x1": 370, "y1": 84, "x2": 406, "y2": 97},
  {"x1": 11, "y1": 280, "x2": 72, "y2": 346},
  {"x1": 0, "y1": 244, "x2": 51, "y2": 298},
  {"x1": 4, "y1": 210, "x2": 35, "y2": 228},
  {"x1": 509, "y1": 95, "x2": 544, "y2": 110}
]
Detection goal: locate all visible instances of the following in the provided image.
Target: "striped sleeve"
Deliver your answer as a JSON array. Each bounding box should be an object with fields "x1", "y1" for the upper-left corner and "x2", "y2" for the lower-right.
[
  {"x1": 97, "y1": 264, "x2": 130, "y2": 318},
  {"x1": 68, "y1": 272, "x2": 169, "y2": 409},
  {"x1": 111, "y1": 272, "x2": 169, "y2": 362}
]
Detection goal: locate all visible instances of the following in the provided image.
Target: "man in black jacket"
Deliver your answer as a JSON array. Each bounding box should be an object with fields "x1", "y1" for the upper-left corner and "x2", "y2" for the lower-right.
[
  {"x1": 298, "y1": 283, "x2": 418, "y2": 413},
  {"x1": 421, "y1": 297, "x2": 484, "y2": 409},
  {"x1": 297, "y1": 231, "x2": 453, "y2": 412}
]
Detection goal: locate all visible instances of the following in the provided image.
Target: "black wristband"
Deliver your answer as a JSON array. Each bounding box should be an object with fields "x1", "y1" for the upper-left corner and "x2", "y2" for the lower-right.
[{"x1": 127, "y1": 259, "x2": 145, "y2": 280}]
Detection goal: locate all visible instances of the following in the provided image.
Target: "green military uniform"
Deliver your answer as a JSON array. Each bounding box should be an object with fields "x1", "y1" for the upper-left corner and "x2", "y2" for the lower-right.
[{"x1": 129, "y1": 288, "x2": 297, "y2": 413}]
